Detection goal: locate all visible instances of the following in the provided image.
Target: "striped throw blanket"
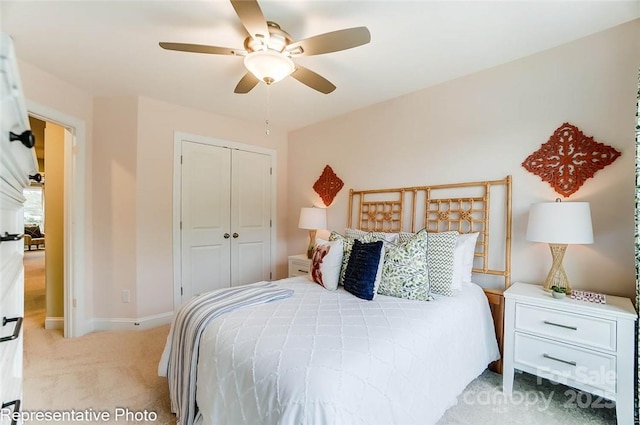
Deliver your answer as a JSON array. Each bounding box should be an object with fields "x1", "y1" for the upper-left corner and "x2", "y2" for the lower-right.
[{"x1": 158, "y1": 282, "x2": 294, "y2": 425}]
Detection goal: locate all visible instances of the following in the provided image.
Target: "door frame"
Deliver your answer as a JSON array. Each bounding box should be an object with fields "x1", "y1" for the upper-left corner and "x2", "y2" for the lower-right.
[
  {"x1": 26, "y1": 100, "x2": 87, "y2": 338},
  {"x1": 172, "y1": 132, "x2": 276, "y2": 311}
]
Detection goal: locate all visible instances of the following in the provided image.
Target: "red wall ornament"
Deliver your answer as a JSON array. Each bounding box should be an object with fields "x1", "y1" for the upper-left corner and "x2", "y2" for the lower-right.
[
  {"x1": 522, "y1": 123, "x2": 620, "y2": 197},
  {"x1": 313, "y1": 165, "x2": 344, "y2": 206}
]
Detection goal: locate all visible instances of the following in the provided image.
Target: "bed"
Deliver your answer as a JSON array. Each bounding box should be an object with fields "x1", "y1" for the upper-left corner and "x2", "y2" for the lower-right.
[{"x1": 160, "y1": 176, "x2": 512, "y2": 425}]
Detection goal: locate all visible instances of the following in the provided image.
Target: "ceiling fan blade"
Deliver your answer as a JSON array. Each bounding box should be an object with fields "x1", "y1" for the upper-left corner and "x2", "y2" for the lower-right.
[
  {"x1": 230, "y1": 0, "x2": 270, "y2": 40},
  {"x1": 159, "y1": 42, "x2": 241, "y2": 56},
  {"x1": 291, "y1": 65, "x2": 336, "y2": 94},
  {"x1": 234, "y1": 72, "x2": 260, "y2": 94},
  {"x1": 286, "y1": 27, "x2": 371, "y2": 56}
]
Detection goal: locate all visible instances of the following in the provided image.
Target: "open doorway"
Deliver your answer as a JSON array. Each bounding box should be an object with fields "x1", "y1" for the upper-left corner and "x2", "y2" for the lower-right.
[
  {"x1": 26, "y1": 100, "x2": 87, "y2": 339},
  {"x1": 23, "y1": 166, "x2": 45, "y2": 329},
  {"x1": 23, "y1": 116, "x2": 67, "y2": 332}
]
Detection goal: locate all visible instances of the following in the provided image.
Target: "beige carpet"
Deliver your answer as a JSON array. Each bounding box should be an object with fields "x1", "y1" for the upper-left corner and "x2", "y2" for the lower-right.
[
  {"x1": 23, "y1": 250, "x2": 173, "y2": 425},
  {"x1": 22, "y1": 251, "x2": 617, "y2": 425}
]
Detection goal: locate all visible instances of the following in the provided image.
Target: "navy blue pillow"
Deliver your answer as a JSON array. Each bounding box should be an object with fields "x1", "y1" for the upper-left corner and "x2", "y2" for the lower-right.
[{"x1": 343, "y1": 239, "x2": 383, "y2": 301}]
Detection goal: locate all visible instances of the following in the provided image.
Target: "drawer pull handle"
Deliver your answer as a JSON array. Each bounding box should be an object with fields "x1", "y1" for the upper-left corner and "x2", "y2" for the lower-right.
[
  {"x1": 0, "y1": 232, "x2": 24, "y2": 243},
  {"x1": 1, "y1": 399, "x2": 21, "y2": 425},
  {"x1": 543, "y1": 320, "x2": 577, "y2": 331},
  {"x1": 10, "y1": 130, "x2": 35, "y2": 149},
  {"x1": 543, "y1": 353, "x2": 577, "y2": 366},
  {"x1": 1, "y1": 316, "x2": 23, "y2": 343},
  {"x1": 298, "y1": 269, "x2": 307, "y2": 273}
]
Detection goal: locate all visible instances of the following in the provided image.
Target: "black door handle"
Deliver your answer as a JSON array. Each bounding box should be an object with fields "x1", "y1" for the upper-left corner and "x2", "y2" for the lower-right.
[
  {"x1": 1, "y1": 399, "x2": 21, "y2": 425},
  {"x1": 10, "y1": 130, "x2": 35, "y2": 149},
  {"x1": 0, "y1": 233, "x2": 24, "y2": 243},
  {"x1": 1, "y1": 317, "x2": 23, "y2": 343}
]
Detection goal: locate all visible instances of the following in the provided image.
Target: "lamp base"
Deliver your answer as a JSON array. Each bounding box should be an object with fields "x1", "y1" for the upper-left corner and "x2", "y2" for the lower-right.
[
  {"x1": 542, "y1": 243, "x2": 571, "y2": 294},
  {"x1": 306, "y1": 229, "x2": 317, "y2": 259}
]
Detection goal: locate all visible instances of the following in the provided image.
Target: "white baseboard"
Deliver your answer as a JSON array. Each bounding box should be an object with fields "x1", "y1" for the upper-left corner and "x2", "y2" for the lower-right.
[
  {"x1": 92, "y1": 312, "x2": 174, "y2": 332},
  {"x1": 45, "y1": 316, "x2": 64, "y2": 330}
]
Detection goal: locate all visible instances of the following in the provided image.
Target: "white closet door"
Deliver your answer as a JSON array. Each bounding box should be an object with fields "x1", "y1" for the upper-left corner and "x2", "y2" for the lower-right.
[
  {"x1": 181, "y1": 141, "x2": 231, "y2": 299},
  {"x1": 230, "y1": 149, "x2": 271, "y2": 286}
]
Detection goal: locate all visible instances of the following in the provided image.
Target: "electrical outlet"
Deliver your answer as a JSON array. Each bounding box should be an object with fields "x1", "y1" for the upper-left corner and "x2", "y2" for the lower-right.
[{"x1": 122, "y1": 289, "x2": 130, "y2": 303}]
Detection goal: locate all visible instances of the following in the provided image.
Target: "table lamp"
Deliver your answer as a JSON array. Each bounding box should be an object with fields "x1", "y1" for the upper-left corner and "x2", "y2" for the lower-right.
[
  {"x1": 526, "y1": 200, "x2": 593, "y2": 294},
  {"x1": 298, "y1": 207, "x2": 327, "y2": 259}
]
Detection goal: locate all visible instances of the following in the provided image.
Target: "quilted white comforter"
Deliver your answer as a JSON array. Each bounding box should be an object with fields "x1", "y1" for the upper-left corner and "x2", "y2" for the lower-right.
[{"x1": 193, "y1": 276, "x2": 499, "y2": 425}]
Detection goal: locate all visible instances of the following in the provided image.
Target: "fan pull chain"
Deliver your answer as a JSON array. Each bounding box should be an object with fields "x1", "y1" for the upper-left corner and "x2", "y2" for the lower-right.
[{"x1": 265, "y1": 85, "x2": 271, "y2": 136}]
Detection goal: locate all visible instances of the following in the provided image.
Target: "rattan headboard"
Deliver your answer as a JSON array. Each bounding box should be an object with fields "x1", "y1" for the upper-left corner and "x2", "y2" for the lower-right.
[{"x1": 347, "y1": 176, "x2": 512, "y2": 289}]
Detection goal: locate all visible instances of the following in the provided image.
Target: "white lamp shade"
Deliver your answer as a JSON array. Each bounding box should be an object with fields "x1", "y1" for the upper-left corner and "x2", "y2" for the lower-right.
[
  {"x1": 244, "y1": 50, "x2": 295, "y2": 84},
  {"x1": 298, "y1": 207, "x2": 327, "y2": 230},
  {"x1": 526, "y1": 201, "x2": 594, "y2": 244}
]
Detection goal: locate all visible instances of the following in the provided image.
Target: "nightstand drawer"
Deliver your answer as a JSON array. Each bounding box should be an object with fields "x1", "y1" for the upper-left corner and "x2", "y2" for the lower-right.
[
  {"x1": 514, "y1": 333, "x2": 616, "y2": 393},
  {"x1": 289, "y1": 265, "x2": 309, "y2": 277},
  {"x1": 515, "y1": 304, "x2": 616, "y2": 351},
  {"x1": 288, "y1": 255, "x2": 311, "y2": 277}
]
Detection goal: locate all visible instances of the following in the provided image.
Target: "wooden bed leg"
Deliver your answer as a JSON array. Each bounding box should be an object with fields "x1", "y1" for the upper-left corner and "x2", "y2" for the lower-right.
[{"x1": 482, "y1": 288, "x2": 504, "y2": 374}]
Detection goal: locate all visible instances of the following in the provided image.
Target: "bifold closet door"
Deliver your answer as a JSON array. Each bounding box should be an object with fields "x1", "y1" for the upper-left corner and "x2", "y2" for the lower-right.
[
  {"x1": 180, "y1": 141, "x2": 272, "y2": 302},
  {"x1": 181, "y1": 141, "x2": 232, "y2": 299},
  {"x1": 230, "y1": 149, "x2": 271, "y2": 287}
]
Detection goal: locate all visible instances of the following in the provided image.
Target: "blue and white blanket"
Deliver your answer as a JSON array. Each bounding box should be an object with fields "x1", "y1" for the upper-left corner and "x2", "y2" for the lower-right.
[{"x1": 158, "y1": 282, "x2": 293, "y2": 425}]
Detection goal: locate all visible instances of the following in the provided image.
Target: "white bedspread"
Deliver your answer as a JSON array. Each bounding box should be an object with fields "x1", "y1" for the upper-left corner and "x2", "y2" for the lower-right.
[
  {"x1": 158, "y1": 282, "x2": 294, "y2": 425},
  {"x1": 193, "y1": 277, "x2": 499, "y2": 425}
]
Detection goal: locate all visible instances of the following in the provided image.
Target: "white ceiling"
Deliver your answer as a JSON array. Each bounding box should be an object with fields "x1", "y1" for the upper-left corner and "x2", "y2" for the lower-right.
[{"x1": 1, "y1": 1, "x2": 638, "y2": 131}]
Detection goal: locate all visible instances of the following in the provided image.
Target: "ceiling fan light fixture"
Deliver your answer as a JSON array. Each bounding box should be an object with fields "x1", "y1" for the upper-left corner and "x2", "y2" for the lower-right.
[
  {"x1": 244, "y1": 50, "x2": 295, "y2": 85},
  {"x1": 161, "y1": 0, "x2": 371, "y2": 94}
]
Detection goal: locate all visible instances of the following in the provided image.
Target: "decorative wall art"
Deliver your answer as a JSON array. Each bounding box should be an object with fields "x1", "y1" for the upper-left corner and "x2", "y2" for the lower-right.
[
  {"x1": 522, "y1": 122, "x2": 621, "y2": 197},
  {"x1": 313, "y1": 165, "x2": 344, "y2": 206}
]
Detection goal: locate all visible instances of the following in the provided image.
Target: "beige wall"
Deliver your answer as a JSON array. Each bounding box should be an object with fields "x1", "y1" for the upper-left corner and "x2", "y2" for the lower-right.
[
  {"x1": 288, "y1": 20, "x2": 640, "y2": 299},
  {"x1": 87, "y1": 95, "x2": 289, "y2": 319},
  {"x1": 18, "y1": 59, "x2": 95, "y2": 322},
  {"x1": 89, "y1": 95, "x2": 290, "y2": 319},
  {"x1": 92, "y1": 97, "x2": 139, "y2": 318},
  {"x1": 44, "y1": 121, "x2": 65, "y2": 318},
  {"x1": 135, "y1": 96, "x2": 288, "y2": 317}
]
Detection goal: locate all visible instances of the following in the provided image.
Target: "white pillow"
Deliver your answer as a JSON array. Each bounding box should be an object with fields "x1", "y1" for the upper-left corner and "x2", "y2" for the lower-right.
[
  {"x1": 372, "y1": 243, "x2": 386, "y2": 298},
  {"x1": 451, "y1": 232, "x2": 479, "y2": 290},
  {"x1": 309, "y1": 238, "x2": 344, "y2": 291}
]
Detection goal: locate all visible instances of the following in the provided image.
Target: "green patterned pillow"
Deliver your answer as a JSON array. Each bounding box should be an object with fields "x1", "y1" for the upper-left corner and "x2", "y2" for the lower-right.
[
  {"x1": 427, "y1": 231, "x2": 459, "y2": 296},
  {"x1": 329, "y1": 231, "x2": 390, "y2": 286},
  {"x1": 377, "y1": 229, "x2": 431, "y2": 301}
]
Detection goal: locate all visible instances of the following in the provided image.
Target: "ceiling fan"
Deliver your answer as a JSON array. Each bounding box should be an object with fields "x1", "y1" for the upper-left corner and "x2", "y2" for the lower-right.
[{"x1": 159, "y1": 0, "x2": 371, "y2": 94}]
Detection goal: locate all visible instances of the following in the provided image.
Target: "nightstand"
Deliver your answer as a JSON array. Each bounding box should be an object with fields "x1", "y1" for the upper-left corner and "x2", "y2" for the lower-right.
[
  {"x1": 503, "y1": 282, "x2": 637, "y2": 425},
  {"x1": 288, "y1": 254, "x2": 311, "y2": 277}
]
